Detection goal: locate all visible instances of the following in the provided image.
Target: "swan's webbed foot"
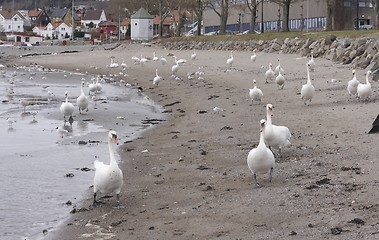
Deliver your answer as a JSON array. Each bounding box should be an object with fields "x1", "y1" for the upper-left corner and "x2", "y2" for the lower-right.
[
  {"x1": 254, "y1": 173, "x2": 262, "y2": 188},
  {"x1": 91, "y1": 200, "x2": 101, "y2": 208},
  {"x1": 113, "y1": 194, "x2": 125, "y2": 209}
]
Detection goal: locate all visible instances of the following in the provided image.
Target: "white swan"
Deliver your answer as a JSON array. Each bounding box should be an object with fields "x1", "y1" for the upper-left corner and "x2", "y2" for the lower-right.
[
  {"x1": 249, "y1": 79, "x2": 263, "y2": 104},
  {"x1": 247, "y1": 119, "x2": 275, "y2": 187},
  {"x1": 153, "y1": 69, "x2": 162, "y2": 85},
  {"x1": 93, "y1": 130, "x2": 124, "y2": 208},
  {"x1": 226, "y1": 51, "x2": 234, "y2": 69},
  {"x1": 347, "y1": 69, "x2": 360, "y2": 96},
  {"x1": 60, "y1": 92, "x2": 74, "y2": 122},
  {"x1": 191, "y1": 51, "x2": 197, "y2": 61},
  {"x1": 173, "y1": 56, "x2": 187, "y2": 65},
  {"x1": 300, "y1": 63, "x2": 315, "y2": 105},
  {"x1": 152, "y1": 52, "x2": 159, "y2": 61},
  {"x1": 6, "y1": 117, "x2": 16, "y2": 128},
  {"x1": 275, "y1": 58, "x2": 284, "y2": 75},
  {"x1": 160, "y1": 56, "x2": 167, "y2": 65},
  {"x1": 308, "y1": 51, "x2": 315, "y2": 71},
  {"x1": 172, "y1": 63, "x2": 180, "y2": 77},
  {"x1": 88, "y1": 79, "x2": 97, "y2": 96},
  {"x1": 140, "y1": 55, "x2": 149, "y2": 67},
  {"x1": 96, "y1": 77, "x2": 102, "y2": 93},
  {"x1": 250, "y1": 49, "x2": 257, "y2": 62},
  {"x1": 357, "y1": 70, "x2": 372, "y2": 100},
  {"x1": 121, "y1": 58, "x2": 127, "y2": 68},
  {"x1": 264, "y1": 104, "x2": 291, "y2": 158},
  {"x1": 275, "y1": 70, "x2": 285, "y2": 89},
  {"x1": 77, "y1": 81, "x2": 89, "y2": 114},
  {"x1": 265, "y1": 63, "x2": 275, "y2": 83},
  {"x1": 109, "y1": 57, "x2": 119, "y2": 68},
  {"x1": 56, "y1": 126, "x2": 69, "y2": 138}
]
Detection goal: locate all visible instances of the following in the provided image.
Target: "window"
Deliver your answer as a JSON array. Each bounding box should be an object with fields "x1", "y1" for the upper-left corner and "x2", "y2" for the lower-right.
[
  {"x1": 8, "y1": 25, "x2": 11, "y2": 29},
  {"x1": 17, "y1": 26, "x2": 20, "y2": 29},
  {"x1": 14, "y1": 17, "x2": 17, "y2": 21}
]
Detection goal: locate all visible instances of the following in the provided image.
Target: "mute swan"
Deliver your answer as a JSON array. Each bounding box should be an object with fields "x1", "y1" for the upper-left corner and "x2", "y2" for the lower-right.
[
  {"x1": 95, "y1": 77, "x2": 102, "y2": 93},
  {"x1": 357, "y1": 70, "x2": 372, "y2": 100},
  {"x1": 308, "y1": 51, "x2": 315, "y2": 71},
  {"x1": 93, "y1": 130, "x2": 124, "y2": 208},
  {"x1": 77, "y1": 81, "x2": 89, "y2": 114},
  {"x1": 250, "y1": 49, "x2": 257, "y2": 62},
  {"x1": 88, "y1": 79, "x2": 97, "y2": 96},
  {"x1": 121, "y1": 58, "x2": 127, "y2": 68},
  {"x1": 109, "y1": 57, "x2": 119, "y2": 68},
  {"x1": 191, "y1": 51, "x2": 197, "y2": 60},
  {"x1": 249, "y1": 79, "x2": 263, "y2": 104},
  {"x1": 131, "y1": 56, "x2": 140, "y2": 64},
  {"x1": 300, "y1": 63, "x2": 315, "y2": 105},
  {"x1": 172, "y1": 63, "x2": 180, "y2": 77},
  {"x1": 247, "y1": 119, "x2": 275, "y2": 187},
  {"x1": 347, "y1": 69, "x2": 360, "y2": 96},
  {"x1": 160, "y1": 56, "x2": 167, "y2": 65},
  {"x1": 173, "y1": 56, "x2": 187, "y2": 65},
  {"x1": 275, "y1": 58, "x2": 284, "y2": 75},
  {"x1": 60, "y1": 92, "x2": 74, "y2": 122},
  {"x1": 264, "y1": 104, "x2": 291, "y2": 158},
  {"x1": 265, "y1": 63, "x2": 275, "y2": 83},
  {"x1": 226, "y1": 51, "x2": 234, "y2": 69},
  {"x1": 275, "y1": 70, "x2": 285, "y2": 89},
  {"x1": 153, "y1": 69, "x2": 162, "y2": 85},
  {"x1": 140, "y1": 55, "x2": 149, "y2": 67},
  {"x1": 152, "y1": 52, "x2": 159, "y2": 61}
]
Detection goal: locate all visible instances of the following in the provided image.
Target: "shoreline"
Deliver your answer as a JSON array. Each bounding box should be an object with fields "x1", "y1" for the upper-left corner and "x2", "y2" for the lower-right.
[{"x1": 11, "y1": 43, "x2": 379, "y2": 239}]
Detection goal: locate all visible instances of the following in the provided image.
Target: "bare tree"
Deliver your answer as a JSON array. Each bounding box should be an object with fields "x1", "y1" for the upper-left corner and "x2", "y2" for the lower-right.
[
  {"x1": 245, "y1": 0, "x2": 258, "y2": 33},
  {"x1": 271, "y1": 0, "x2": 300, "y2": 32},
  {"x1": 187, "y1": 0, "x2": 204, "y2": 35},
  {"x1": 375, "y1": 0, "x2": 379, "y2": 29},
  {"x1": 205, "y1": 0, "x2": 229, "y2": 35}
]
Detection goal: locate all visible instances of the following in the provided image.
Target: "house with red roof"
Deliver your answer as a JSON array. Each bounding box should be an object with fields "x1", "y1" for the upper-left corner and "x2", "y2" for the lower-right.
[{"x1": 80, "y1": 9, "x2": 107, "y2": 30}]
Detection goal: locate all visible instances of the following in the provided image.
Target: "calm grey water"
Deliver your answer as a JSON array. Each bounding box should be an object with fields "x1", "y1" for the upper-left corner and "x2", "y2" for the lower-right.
[{"x1": 0, "y1": 66, "x2": 164, "y2": 240}]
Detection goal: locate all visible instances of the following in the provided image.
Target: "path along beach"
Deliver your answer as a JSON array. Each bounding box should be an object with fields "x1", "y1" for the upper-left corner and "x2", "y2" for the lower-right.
[{"x1": 5, "y1": 42, "x2": 379, "y2": 239}]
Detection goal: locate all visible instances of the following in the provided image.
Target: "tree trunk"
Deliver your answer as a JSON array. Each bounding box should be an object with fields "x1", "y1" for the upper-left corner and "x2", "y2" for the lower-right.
[
  {"x1": 282, "y1": 2, "x2": 290, "y2": 31},
  {"x1": 325, "y1": 0, "x2": 334, "y2": 31},
  {"x1": 197, "y1": 0, "x2": 202, "y2": 35},
  {"x1": 219, "y1": 0, "x2": 229, "y2": 35},
  {"x1": 375, "y1": 0, "x2": 379, "y2": 29},
  {"x1": 247, "y1": 3, "x2": 257, "y2": 34}
]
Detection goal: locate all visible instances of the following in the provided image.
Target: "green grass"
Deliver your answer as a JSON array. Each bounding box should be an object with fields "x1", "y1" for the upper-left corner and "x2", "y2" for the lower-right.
[{"x1": 156, "y1": 30, "x2": 379, "y2": 43}]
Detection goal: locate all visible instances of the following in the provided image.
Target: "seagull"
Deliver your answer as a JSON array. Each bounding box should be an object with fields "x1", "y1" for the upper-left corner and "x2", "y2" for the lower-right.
[
  {"x1": 56, "y1": 126, "x2": 69, "y2": 138},
  {"x1": 6, "y1": 117, "x2": 16, "y2": 128}
]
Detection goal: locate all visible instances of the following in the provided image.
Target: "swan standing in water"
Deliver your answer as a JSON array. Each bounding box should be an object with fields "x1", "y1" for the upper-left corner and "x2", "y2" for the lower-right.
[
  {"x1": 249, "y1": 79, "x2": 263, "y2": 104},
  {"x1": 77, "y1": 81, "x2": 89, "y2": 114},
  {"x1": 347, "y1": 69, "x2": 360, "y2": 96},
  {"x1": 264, "y1": 104, "x2": 291, "y2": 159},
  {"x1": 93, "y1": 130, "x2": 124, "y2": 208},
  {"x1": 60, "y1": 92, "x2": 74, "y2": 122},
  {"x1": 357, "y1": 70, "x2": 372, "y2": 101},
  {"x1": 300, "y1": 63, "x2": 315, "y2": 105},
  {"x1": 247, "y1": 119, "x2": 275, "y2": 187}
]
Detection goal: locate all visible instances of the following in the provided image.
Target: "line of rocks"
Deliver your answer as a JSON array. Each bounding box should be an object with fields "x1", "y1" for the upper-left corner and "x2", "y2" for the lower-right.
[{"x1": 156, "y1": 35, "x2": 379, "y2": 80}]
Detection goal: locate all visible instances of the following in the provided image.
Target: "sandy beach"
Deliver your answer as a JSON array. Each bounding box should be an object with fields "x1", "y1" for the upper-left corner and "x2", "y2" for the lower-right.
[{"x1": 9, "y1": 42, "x2": 379, "y2": 239}]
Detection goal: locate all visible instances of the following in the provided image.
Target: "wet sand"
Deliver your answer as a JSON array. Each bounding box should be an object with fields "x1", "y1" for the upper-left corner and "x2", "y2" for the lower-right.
[{"x1": 9, "y1": 42, "x2": 379, "y2": 239}]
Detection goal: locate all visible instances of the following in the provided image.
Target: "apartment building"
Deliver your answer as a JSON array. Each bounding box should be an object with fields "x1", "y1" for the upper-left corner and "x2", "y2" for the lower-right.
[{"x1": 203, "y1": 0, "x2": 375, "y2": 34}]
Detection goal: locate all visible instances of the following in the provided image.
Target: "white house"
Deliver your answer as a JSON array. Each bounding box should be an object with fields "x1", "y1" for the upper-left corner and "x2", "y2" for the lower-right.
[
  {"x1": 33, "y1": 22, "x2": 72, "y2": 40},
  {"x1": 131, "y1": 7, "x2": 153, "y2": 41},
  {"x1": 6, "y1": 33, "x2": 43, "y2": 45},
  {"x1": 80, "y1": 9, "x2": 107, "y2": 30},
  {"x1": 0, "y1": 10, "x2": 25, "y2": 33}
]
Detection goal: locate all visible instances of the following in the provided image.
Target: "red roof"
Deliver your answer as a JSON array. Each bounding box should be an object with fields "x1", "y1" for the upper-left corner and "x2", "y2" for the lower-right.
[{"x1": 153, "y1": 15, "x2": 172, "y2": 25}]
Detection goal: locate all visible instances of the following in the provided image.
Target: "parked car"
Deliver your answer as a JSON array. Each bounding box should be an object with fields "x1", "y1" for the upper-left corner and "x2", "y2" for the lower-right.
[{"x1": 359, "y1": 24, "x2": 373, "y2": 30}]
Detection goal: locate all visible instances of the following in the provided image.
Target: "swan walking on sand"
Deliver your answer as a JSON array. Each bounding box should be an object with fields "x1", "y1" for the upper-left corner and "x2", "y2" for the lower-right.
[
  {"x1": 247, "y1": 119, "x2": 275, "y2": 187},
  {"x1": 347, "y1": 69, "x2": 360, "y2": 97},
  {"x1": 93, "y1": 130, "x2": 124, "y2": 208},
  {"x1": 275, "y1": 70, "x2": 285, "y2": 89},
  {"x1": 60, "y1": 92, "x2": 74, "y2": 123},
  {"x1": 275, "y1": 58, "x2": 284, "y2": 75},
  {"x1": 265, "y1": 63, "x2": 275, "y2": 83},
  {"x1": 249, "y1": 80, "x2": 263, "y2": 104},
  {"x1": 77, "y1": 81, "x2": 89, "y2": 114},
  {"x1": 250, "y1": 49, "x2": 257, "y2": 63},
  {"x1": 226, "y1": 51, "x2": 234, "y2": 69},
  {"x1": 308, "y1": 51, "x2": 315, "y2": 71},
  {"x1": 191, "y1": 51, "x2": 197, "y2": 61},
  {"x1": 153, "y1": 69, "x2": 162, "y2": 85},
  {"x1": 300, "y1": 63, "x2": 315, "y2": 105},
  {"x1": 160, "y1": 56, "x2": 167, "y2": 65},
  {"x1": 357, "y1": 70, "x2": 372, "y2": 101},
  {"x1": 264, "y1": 104, "x2": 291, "y2": 159}
]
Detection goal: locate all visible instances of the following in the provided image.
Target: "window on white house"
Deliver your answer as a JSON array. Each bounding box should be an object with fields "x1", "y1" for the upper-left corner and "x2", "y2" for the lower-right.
[
  {"x1": 17, "y1": 26, "x2": 20, "y2": 29},
  {"x1": 8, "y1": 25, "x2": 11, "y2": 29},
  {"x1": 14, "y1": 17, "x2": 17, "y2": 21}
]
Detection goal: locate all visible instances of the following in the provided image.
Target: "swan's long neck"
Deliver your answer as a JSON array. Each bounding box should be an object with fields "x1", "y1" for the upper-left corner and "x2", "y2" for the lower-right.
[
  {"x1": 366, "y1": 74, "x2": 371, "y2": 85},
  {"x1": 80, "y1": 84, "x2": 85, "y2": 95},
  {"x1": 257, "y1": 131, "x2": 266, "y2": 149},
  {"x1": 307, "y1": 67, "x2": 312, "y2": 85},
  {"x1": 156, "y1": 69, "x2": 159, "y2": 77},
  {"x1": 266, "y1": 110, "x2": 272, "y2": 126},
  {"x1": 108, "y1": 137, "x2": 118, "y2": 166}
]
